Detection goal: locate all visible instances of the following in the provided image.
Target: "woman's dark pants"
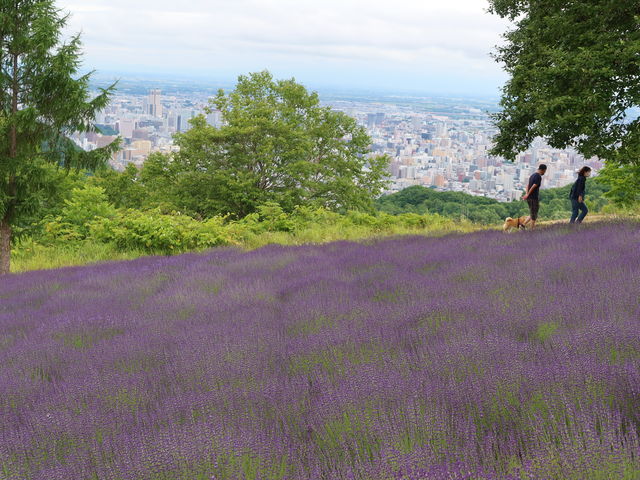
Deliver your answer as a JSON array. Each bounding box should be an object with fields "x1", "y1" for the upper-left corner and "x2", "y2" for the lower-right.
[{"x1": 570, "y1": 199, "x2": 588, "y2": 224}]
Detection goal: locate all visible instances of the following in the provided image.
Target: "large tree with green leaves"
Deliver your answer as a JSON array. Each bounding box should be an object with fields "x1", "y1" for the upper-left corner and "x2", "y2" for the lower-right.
[
  {"x1": 0, "y1": 0, "x2": 117, "y2": 274},
  {"x1": 489, "y1": 0, "x2": 640, "y2": 200},
  {"x1": 138, "y1": 71, "x2": 390, "y2": 219}
]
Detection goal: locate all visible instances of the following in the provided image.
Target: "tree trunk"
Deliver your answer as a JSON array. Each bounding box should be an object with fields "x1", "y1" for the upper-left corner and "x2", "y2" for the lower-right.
[
  {"x1": 0, "y1": 52, "x2": 19, "y2": 275},
  {"x1": 0, "y1": 217, "x2": 10, "y2": 275}
]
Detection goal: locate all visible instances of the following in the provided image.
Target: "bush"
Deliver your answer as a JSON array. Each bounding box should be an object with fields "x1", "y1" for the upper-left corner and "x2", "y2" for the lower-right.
[
  {"x1": 25, "y1": 197, "x2": 474, "y2": 271},
  {"x1": 90, "y1": 210, "x2": 232, "y2": 254},
  {"x1": 42, "y1": 185, "x2": 117, "y2": 241}
]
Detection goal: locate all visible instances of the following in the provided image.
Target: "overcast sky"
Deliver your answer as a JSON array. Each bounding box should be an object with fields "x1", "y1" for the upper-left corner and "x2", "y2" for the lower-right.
[{"x1": 58, "y1": 0, "x2": 511, "y2": 96}]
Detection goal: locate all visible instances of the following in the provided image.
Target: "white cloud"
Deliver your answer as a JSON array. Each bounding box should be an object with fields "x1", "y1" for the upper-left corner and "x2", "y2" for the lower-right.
[{"x1": 58, "y1": 0, "x2": 510, "y2": 94}]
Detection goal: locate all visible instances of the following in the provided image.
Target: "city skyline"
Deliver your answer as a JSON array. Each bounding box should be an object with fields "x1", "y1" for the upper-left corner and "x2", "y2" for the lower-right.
[
  {"x1": 59, "y1": 0, "x2": 511, "y2": 96},
  {"x1": 75, "y1": 85, "x2": 601, "y2": 203}
]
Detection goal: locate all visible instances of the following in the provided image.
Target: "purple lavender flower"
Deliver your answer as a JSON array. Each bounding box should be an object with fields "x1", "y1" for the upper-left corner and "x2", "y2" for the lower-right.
[{"x1": 1, "y1": 222, "x2": 639, "y2": 479}]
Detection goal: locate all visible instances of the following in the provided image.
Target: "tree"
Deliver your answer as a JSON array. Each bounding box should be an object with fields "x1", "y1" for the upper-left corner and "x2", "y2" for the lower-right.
[
  {"x1": 594, "y1": 162, "x2": 640, "y2": 206},
  {"x1": 488, "y1": 0, "x2": 640, "y2": 169},
  {"x1": 0, "y1": 0, "x2": 117, "y2": 274},
  {"x1": 93, "y1": 163, "x2": 147, "y2": 210},
  {"x1": 159, "y1": 71, "x2": 390, "y2": 218}
]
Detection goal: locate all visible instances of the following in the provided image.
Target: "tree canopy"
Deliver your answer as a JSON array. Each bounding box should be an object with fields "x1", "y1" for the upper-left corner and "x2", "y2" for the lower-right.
[
  {"x1": 489, "y1": 0, "x2": 640, "y2": 165},
  {"x1": 100, "y1": 71, "x2": 390, "y2": 219},
  {"x1": 0, "y1": 0, "x2": 117, "y2": 274}
]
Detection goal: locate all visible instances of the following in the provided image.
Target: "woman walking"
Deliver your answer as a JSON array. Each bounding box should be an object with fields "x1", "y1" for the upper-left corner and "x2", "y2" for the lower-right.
[{"x1": 569, "y1": 166, "x2": 591, "y2": 224}]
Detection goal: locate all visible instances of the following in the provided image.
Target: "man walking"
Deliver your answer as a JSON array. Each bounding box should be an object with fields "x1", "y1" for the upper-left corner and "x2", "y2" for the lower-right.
[{"x1": 522, "y1": 164, "x2": 547, "y2": 229}]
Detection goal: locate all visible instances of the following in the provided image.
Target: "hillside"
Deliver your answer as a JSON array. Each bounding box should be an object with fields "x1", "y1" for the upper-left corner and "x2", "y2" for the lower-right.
[
  {"x1": 375, "y1": 182, "x2": 611, "y2": 224},
  {"x1": 1, "y1": 222, "x2": 639, "y2": 479}
]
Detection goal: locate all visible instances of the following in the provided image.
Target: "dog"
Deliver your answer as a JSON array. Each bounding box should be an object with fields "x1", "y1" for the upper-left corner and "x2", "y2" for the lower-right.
[{"x1": 503, "y1": 216, "x2": 531, "y2": 232}]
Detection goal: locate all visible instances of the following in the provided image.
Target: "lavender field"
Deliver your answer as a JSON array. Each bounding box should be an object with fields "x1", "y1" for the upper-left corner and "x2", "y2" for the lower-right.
[{"x1": 1, "y1": 222, "x2": 640, "y2": 480}]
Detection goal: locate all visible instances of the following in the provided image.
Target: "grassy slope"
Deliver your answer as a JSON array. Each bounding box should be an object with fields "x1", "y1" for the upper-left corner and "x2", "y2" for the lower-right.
[
  {"x1": 12, "y1": 213, "x2": 637, "y2": 274},
  {"x1": 10, "y1": 219, "x2": 482, "y2": 273}
]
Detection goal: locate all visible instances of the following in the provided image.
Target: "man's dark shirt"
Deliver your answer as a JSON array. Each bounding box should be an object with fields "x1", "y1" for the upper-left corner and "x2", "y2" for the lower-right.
[
  {"x1": 570, "y1": 176, "x2": 586, "y2": 200},
  {"x1": 527, "y1": 172, "x2": 543, "y2": 200}
]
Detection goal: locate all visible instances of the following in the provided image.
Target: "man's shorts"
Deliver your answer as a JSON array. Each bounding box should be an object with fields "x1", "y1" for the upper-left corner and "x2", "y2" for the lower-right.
[{"x1": 527, "y1": 198, "x2": 540, "y2": 221}]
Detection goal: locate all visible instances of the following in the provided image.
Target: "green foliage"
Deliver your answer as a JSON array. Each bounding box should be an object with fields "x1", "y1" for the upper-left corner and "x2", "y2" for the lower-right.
[
  {"x1": 489, "y1": 0, "x2": 640, "y2": 163},
  {"x1": 0, "y1": 0, "x2": 118, "y2": 273},
  {"x1": 14, "y1": 201, "x2": 474, "y2": 272},
  {"x1": 95, "y1": 124, "x2": 118, "y2": 136},
  {"x1": 254, "y1": 202, "x2": 295, "y2": 232},
  {"x1": 534, "y1": 322, "x2": 559, "y2": 343},
  {"x1": 376, "y1": 186, "x2": 525, "y2": 223},
  {"x1": 598, "y1": 162, "x2": 640, "y2": 207},
  {"x1": 61, "y1": 185, "x2": 116, "y2": 230},
  {"x1": 89, "y1": 210, "x2": 231, "y2": 254},
  {"x1": 376, "y1": 181, "x2": 611, "y2": 223},
  {"x1": 9, "y1": 163, "x2": 87, "y2": 239},
  {"x1": 41, "y1": 185, "x2": 116, "y2": 241},
  {"x1": 96, "y1": 71, "x2": 390, "y2": 219},
  {"x1": 92, "y1": 163, "x2": 149, "y2": 210},
  {"x1": 11, "y1": 237, "x2": 144, "y2": 273}
]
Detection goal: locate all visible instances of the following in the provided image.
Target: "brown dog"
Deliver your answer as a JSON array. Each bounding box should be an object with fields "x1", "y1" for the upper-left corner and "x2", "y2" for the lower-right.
[{"x1": 503, "y1": 216, "x2": 531, "y2": 232}]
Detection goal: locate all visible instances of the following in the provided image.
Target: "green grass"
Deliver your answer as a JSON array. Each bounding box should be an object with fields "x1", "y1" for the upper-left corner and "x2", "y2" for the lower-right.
[
  {"x1": 11, "y1": 240, "x2": 145, "y2": 273},
  {"x1": 238, "y1": 217, "x2": 480, "y2": 249},
  {"x1": 52, "y1": 327, "x2": 125, "y2": 350},
  {"x1": 535, "y1": 321, "x2": 560, "y2": 343},
  {"x1": 11, "y1": 211, "x2": 638, "y2": 274}
]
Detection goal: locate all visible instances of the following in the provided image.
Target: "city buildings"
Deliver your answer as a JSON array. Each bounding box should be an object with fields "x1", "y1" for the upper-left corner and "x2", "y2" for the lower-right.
[
  {"x1": 329, "y1": 100, "x2": 601, "y2": 201},
  {"x1": 144, "y1": 89, "x2": 163, "y2": 118},
  {"x1": 73, "y1": 87, "x2": 601, "y2": 200},
  {"x1": 72, "y1": 88, "x2": 212, "y2": 169}
]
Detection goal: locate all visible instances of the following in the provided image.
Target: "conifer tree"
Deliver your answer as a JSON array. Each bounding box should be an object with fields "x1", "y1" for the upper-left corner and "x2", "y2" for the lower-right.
[{"x1": 0, "y1": 0, "x2": 117, "y2": 274}]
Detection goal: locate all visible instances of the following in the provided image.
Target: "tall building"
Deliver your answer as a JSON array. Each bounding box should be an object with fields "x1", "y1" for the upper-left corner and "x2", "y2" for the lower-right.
[
  {"x1": 117, "y1": 119, "x2": 135, "y2": 139},
  {"x1": 177, "y1": 109, "x2": 195, "y2": 132},
  {"x1": 145, "y1": 89, "x2": 163, "y2": 118}
]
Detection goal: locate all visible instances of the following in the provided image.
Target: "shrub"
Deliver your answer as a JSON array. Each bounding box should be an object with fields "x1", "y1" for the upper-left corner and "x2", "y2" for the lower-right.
[
  {"x1": 26, "y1": 199, "x2": 472, "y2": 269},
  {"x1": 89, "y1": 210, "x2": 232, "y2": 254},
  {"x1": 42, "y1": 185, "x2": 117, "y2": 241}
]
